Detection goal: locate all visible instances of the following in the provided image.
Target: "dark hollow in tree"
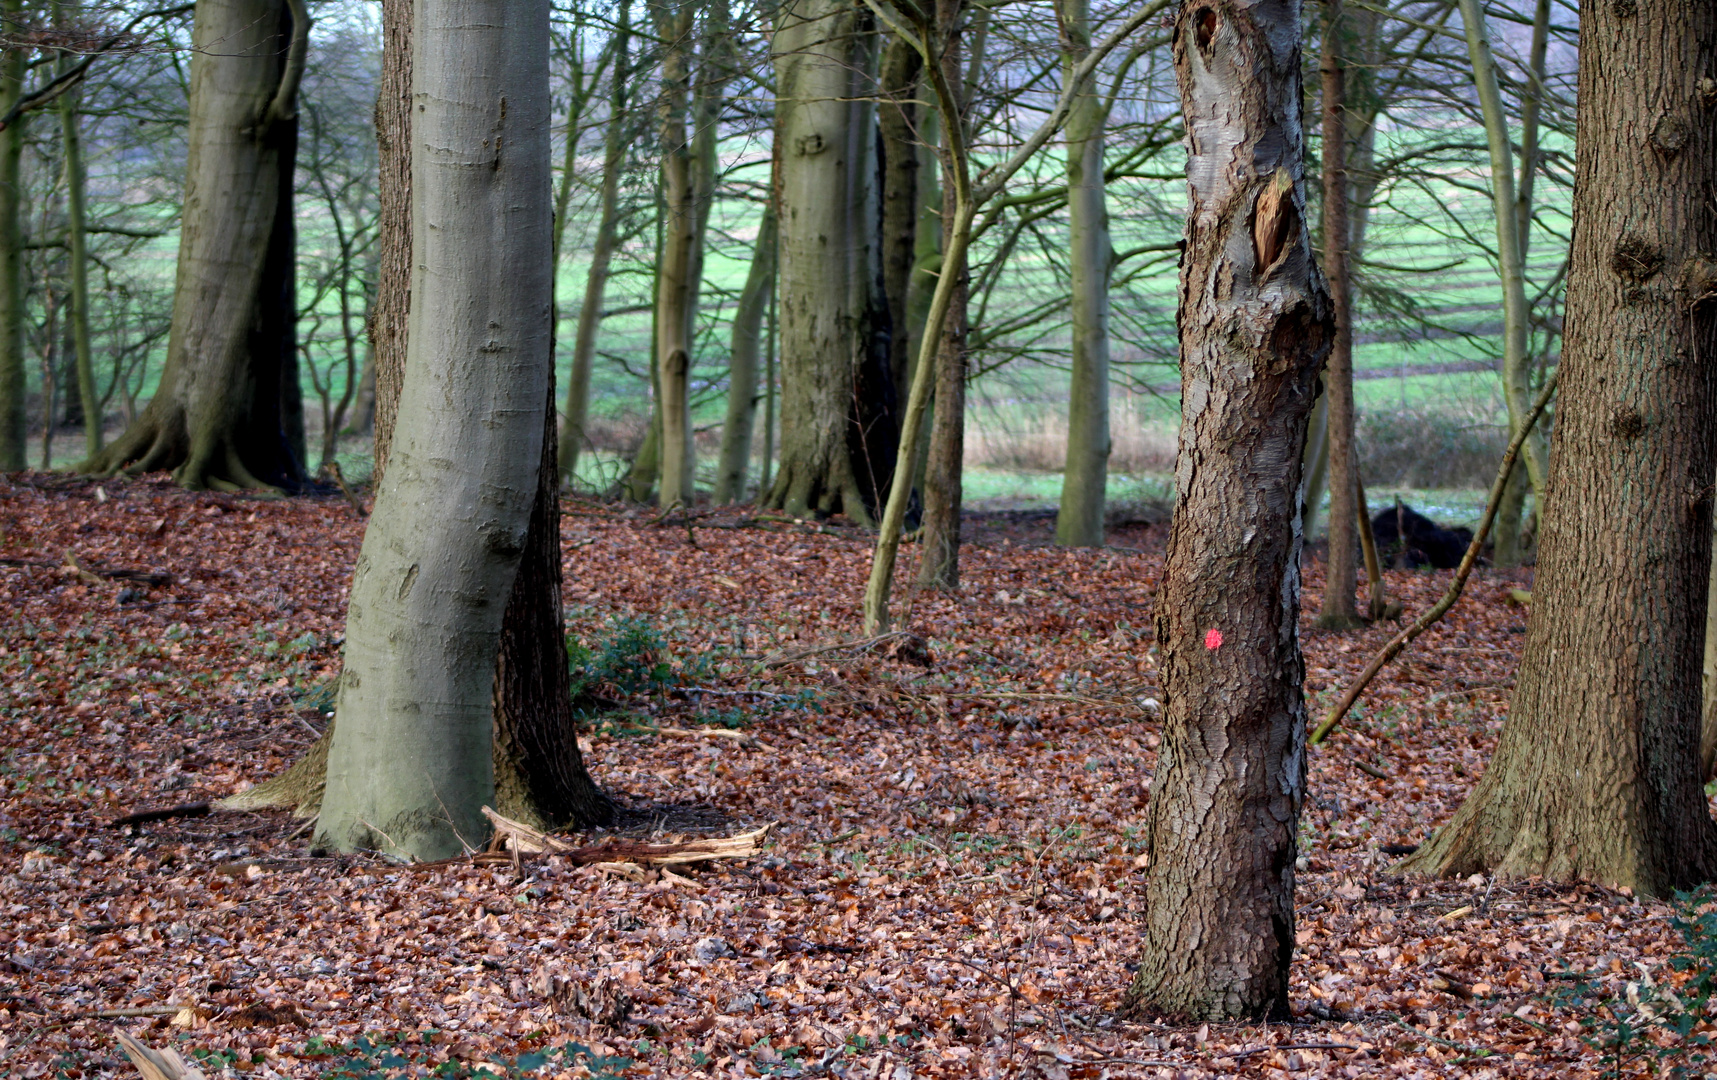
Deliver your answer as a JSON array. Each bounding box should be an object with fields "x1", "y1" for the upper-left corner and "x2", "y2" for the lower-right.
[
  {"x1": 1125, "y1": 0, "x2": 1331, "y2": 1021},
  {"x1": 1401, "y1": 0, "x2": 1717, "y2": 896}
]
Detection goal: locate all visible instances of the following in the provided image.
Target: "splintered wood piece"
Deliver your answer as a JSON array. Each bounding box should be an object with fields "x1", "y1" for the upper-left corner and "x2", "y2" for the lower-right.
[
  {"x1": 481, "y1": 807, "x2": 773, "y2": 865},
  {"x1": 115, "y1": 1030, "x2": 210, "y2": 1080}
]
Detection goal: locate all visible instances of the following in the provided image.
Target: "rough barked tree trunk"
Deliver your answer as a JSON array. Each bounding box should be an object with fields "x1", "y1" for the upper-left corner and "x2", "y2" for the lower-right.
[
  {"x1": 915, "y1": 0, "x2": 966, "y2": 587},
  {"x1": 878, "y1": 32, "x2": 921, "y2": 403},
  {"x1": 714, "y1": 204, "x2": 778, "y2": 503},
  {"x1": 1402, "y1": 0, "x2": 1717, "y2": 896},
  {"x1": 560, "y1": 1, "x2": 631, "y2": 482},
  {"x1": 317, "y1": 0, "x2": 557, "y2": 859},
  {"x1": 1124, "y1": 0, "x2": 1330, "y2": 1021},
  {"x1": 369, "y1": 0, "x2": 411, "y2": 475},
  {"x1": 1314, "y1": 0, "x2": 1360, "y2": 629},
  {"x1": 82, "y1": 0, "x2": 308, "y2": 491},
  {"x1": 0, "y1": 4, "x2": 24, "y2": 472},
  {"x1": 654, "y1": 0, "x2": 697, "y2": 509},
  {"x1": 1053, "y1": 0, "x2": 1112, "y2": 549},
  {"x1": 768, "y1": 0, "x2": 896, "y2": 525},
  {"x1": 493, "y1": 382, "x2": 613, "y2": 829}
]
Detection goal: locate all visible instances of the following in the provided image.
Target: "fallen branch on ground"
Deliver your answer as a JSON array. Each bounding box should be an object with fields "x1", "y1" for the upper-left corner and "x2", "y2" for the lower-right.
[
  {"x1": 1310, "y1": 371, "x2": 1558, "y2": 745},
  {"x1": 762, "y1": 631, "x2": 927, "y2": 668},
  {"x1": 622, "y1": 724, "x2": 770, "y2": 750},
  {"x1": 109, "y1": 803, "x2": 211, "y2": 828},
  {"x1": 480, "y1": 807, "x2": 773, "y2": 866},
  {"x1": 115, "y1": 1029, "x2": 208, "y2": 1080}
]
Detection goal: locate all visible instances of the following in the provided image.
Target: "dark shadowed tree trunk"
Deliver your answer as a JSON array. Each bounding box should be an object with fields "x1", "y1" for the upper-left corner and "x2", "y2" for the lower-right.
[
  {"x1": 1402, "y1": 0, "x2": 1717, "y2": 896},
  {"x1": 1124, "y1": 0, "x2": 1331, "y2": 1021},
  {"x1": 83, "y1": 0, "x2": 308, "y2": 491},
  {"x1": 0, "y1": 2, "x2": 24, "y2": 471},
  {"x1": 878, "y1": 33, "x2": 921, "y2": 404}
]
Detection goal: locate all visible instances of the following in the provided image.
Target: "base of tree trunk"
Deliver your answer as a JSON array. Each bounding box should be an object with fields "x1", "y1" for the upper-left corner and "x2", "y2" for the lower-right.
[
  {"x1": 1313, "y1": 612, "x2": 1367, "y2": 631},
  {"x1": 216, "y1": 722, "x2": 613, "y2": 832},
  {"x1": 81, "y1": 399, "x2": 298, "y2": 493}
]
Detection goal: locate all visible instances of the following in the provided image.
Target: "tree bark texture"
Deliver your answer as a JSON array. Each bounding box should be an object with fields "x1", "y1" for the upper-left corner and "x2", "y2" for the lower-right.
[
  {"x1": 768, "y1": 0, "x2": 897, "y2": 525},
  {"x1": 714, "y1": 204, "x2": 778, "y2": 503},
  {"x1": 1053, "y1": 0, "x2": 1113, "y2": 549},
  {"x1": 492, "y1": 382, "x2": 613, "y2": 829},
  {"x1": 1403, "y1": 0, "x2": 1717, "y2": 896},
  {"x1": 1124, "y1": 0, "x2": 1331, "y2": 1021},
  {"x1": 1314, "y1": 0, "x2": 1360, "y2": 629},
  {"x1": 369, "y1": 0, "x2": 411, "y2": 480},
  {"x1": 0, "y1": 7, "x2": 24, "y2": 472},
  {"x1": 83, "y1": 0, "x2": 307, "y2": 491},
  {"x1": 559, "y1": 3, "x2": 630, "y2": 482},
  {"x1": 318, "y1": 0, "x2": 555, "y2": 860}
]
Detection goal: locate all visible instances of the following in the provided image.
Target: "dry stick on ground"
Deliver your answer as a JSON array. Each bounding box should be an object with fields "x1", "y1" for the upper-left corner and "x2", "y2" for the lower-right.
[
  {"x1": 480, "y1": 807, "x2": 773, "y2": 864},
  {"x1": 1309, "y1": 371, "x2": 1559, "y2": 745},
  {"x1": 114, "y1": 1030, "x2": 209, "y2": 1080},
  {"x1": 761, "y1": 631, "x2": 918, "y2": 668}
]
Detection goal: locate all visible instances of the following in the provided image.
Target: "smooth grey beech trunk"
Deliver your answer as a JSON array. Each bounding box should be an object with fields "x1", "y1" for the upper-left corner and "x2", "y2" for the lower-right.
[
  {"x1": 318, "y1": 0, "x2": 553, "y2": 861},
  {"x1": 1125, "y1": 0, "x2": 1330, "y2": 1020},
  {"x1": 83, "y1": 0, "x2": 307, "y2": 490},
  {"x1": 714, "y1": 204, "x2": 778, "y2": 503},
  {"x1": 1053, "y1": 0, "x2": 1112, "y2": 549},
  {"x1": 768, "y1": 0, "x2": 894, "y2": 524},
  {"x1": 0, "y1": 3, "x2": 25, "y2": 471}
]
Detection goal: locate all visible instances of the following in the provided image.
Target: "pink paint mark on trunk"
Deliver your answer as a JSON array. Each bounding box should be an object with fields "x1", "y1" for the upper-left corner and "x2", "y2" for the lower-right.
[{"x1": 1205, "y1": 628, "x2": 1223, "y2": 650}]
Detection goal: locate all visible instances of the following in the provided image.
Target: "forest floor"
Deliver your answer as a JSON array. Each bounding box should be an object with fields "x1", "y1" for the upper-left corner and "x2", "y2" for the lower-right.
[{"x1": 0, "y1": 472, "x2": 1711, "y2": 1080}]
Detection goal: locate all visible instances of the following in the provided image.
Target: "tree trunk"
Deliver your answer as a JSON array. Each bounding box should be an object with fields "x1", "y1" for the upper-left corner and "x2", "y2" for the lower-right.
[
  {"x1": 878, "y1": 33, "x2": 920, "y2": 404},
  {"x1": 1053, "y1": 0, "x2": 1112, "y2": 549},
  {"x1": 767, "y1": 0, "x2": 896, "y2": 525},
  {"x1": 559, "y1": 0, "x2": 630, "y2": 482},
  {"x1": 493, "y1": 381, "x2": 613, "y2": 829},
  {"x1": 654, "y1": 0, "x2": 697, "y2": 509},
  {"x1": 915, "y1": 0, "x2": 967, "y2": 587},
  {"x1": 318, "y1": 0, "x2": 556, "y2": 861},
  {"x1": 1314, "y1": 0, "x2": 1361, "y2": 630},
  {"x1": 369, "y1": 0, "x2": 411, "y2": 478},
  {"x1": 1403, "y1": 0, "x2": 1717, "y2": 897},
  {"x1": 1124, "y1": 0, "x2": 1330, "y2": 1021},
  {"x1": 82, "y1": 0, "x2": 307, "y2": 491},
  {"x1": 0, "y1": 1, "x2": 27, "y2": 471},
  {"x1": 714, "y1": 203, "x2": 778, "y2": 503},
  {"x1": 627, "y1": 187, "x2": 666, "y2": 503},
  {"x1": 1458, "y1": 0, "x2": 1547, "y2": 568},
  {"x1": 57, "y1": 46, "x2": 99, "y2": 459},
  {"x1": 1300, "y1": 393, "x2": 1328, "y2": 539}
]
